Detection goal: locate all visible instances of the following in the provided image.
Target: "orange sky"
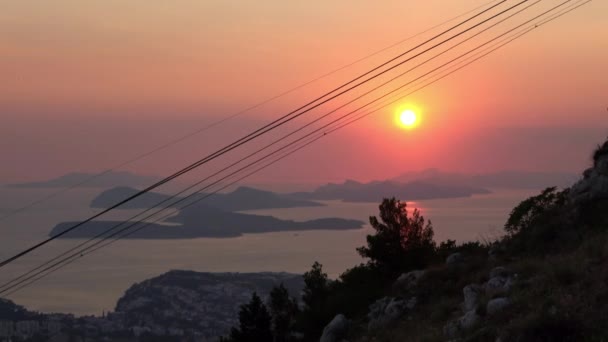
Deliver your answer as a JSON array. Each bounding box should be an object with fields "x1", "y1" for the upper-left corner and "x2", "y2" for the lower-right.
[{"x1": 1, "y1": 0, "x2": 607, "y2": 184}]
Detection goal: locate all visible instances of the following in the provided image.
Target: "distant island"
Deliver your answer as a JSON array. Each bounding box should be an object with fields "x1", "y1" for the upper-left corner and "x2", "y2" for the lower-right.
[
  {"x1": 288, "y1": 179, "x2": 490, "y2": 202},
  {"x1": 50, "y1": 202, "x2": 363, "y2": 239},
  {"x1": 7, "y1": 171, "x2": 158, "y2": 189},
  {"x1": 392, "y1": 168, "x2": 578, "y2": 189},
  {"x1": 90, "y1": 185, "x2": 323, "y2": 211}
]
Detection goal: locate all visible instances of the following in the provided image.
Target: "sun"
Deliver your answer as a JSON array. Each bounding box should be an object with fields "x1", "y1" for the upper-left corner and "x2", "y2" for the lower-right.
[
  {"x1": 399, "y1": 109, "x2": 417, "y2": 127},
  {"x1": 394, "y1": 104, "x2": 422, "y2": 130},
  {"x1": 396, "y1": 108, "x2": 420, "y2": 130}
]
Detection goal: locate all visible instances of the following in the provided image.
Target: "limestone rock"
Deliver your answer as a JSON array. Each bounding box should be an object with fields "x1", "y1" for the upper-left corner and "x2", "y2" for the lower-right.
[
  {"x1": 393, "y1": 270, "x2": 426, "y2": 292},
  {"x1": 485, "y1": 274, "x2": 517, "y2": 297},
  {"x1": 320, "y1": 314, "x2": 349, "y2": 342},
  {"x1": 489, "y1": 266, "x2": 509, "y2": 279},
  {"x1": 459, "y1": 310, "x2": 480, "y2": 331},
  {"x1": 443, "y1": 320, "x2": 460, "y2": 339},
  {"x1": 443, "y1": 309, "x2": 480, "y2": 339},
  {"x1": 463, "y1": 284, "x2": 482, "y2": 312},
  {"x1": 486, "y1": 297, "x2": 511, "y2": 315},
  {"x1": 367, "y1": 297, "x2": 412, "y2": 332},
  {"x1": 446, "y1": 253, "x2": 463, "y2": 266}
]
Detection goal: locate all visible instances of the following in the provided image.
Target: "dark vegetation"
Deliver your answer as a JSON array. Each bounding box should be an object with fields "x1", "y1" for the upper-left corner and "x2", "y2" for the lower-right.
[
  {"x1": 223, "y1": 137, "x2": 608, "y2": 341},
  {"x1": 593, "y1": 139, "x2": 608, "y2": 166}
]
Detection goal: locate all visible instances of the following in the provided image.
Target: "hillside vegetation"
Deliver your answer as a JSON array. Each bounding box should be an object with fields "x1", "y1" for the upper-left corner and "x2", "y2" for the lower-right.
[{"x1": 224, "y1": 137, "x2": 608, "y2": 342}]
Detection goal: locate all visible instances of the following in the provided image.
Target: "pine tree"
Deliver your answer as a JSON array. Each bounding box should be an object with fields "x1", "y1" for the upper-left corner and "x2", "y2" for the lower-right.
[
  {"x1": 300, "y1": 261, "x2": 331, "y2": 340},
  {"x1": 302, "y1": 261, "x2": 329, "y2": 309},
  {"x1": 227, "y1": 292, "x2": 273, "y2": 342},
  {"x1": 268, "y1": 283, "x2": 299, "y2": 342}
]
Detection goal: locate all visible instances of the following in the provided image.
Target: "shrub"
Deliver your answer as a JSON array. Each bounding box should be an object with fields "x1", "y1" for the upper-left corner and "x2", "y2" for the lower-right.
[
  {"x1": 326, "y1": 264, "x2": 387, "y2": 317},
  {"x1": 437, "y1": 240, "x2": 488, "y2": 261},
  {"x1": 504, "y1": 187, "x2": 569, "y2": 236},
  {"x1": 592, "y1": 137, "x2": 608, "y2": 166}
]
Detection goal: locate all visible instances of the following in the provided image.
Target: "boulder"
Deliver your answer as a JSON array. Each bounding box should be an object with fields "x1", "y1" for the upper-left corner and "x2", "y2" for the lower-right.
[
  {"x1": 484, "y1": 275, "x2": 515, "y2": 296},
  {"x1": 443, "y1": 310, "x2": 480, "y2": 339},
  {"x1": 486, "y1": 297, "x2": 511, "y2": 315},
  {"x1": 393, "y1": 270, "x2": 426, "y2": 292},
  {"x1": 459, "y1": 310, "x2": 480, "y2": 331},
  {"x1": 405, "y1": 297, "x2": 417, "y2": 310},
  {"x1": 446, "y1": 253, "x2": 463, "y2": 266},
  {"x1": 443, "y1": 320, "x2": 460, "y2": 339},
  {"x1": 367, "y1": 297, "x2": 413, "y2": 332},
  {"x1": 489, "y1": 266, "x2": 509, "y2": 279},
  {"x1": 320, "y1": 314, "x2": 349, "y2": 342},
  {"x1": 463, "y1": 284, "x2": 482, "y2": 312}
]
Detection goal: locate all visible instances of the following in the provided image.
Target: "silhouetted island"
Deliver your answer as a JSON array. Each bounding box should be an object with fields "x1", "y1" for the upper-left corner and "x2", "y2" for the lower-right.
[
  {"x1": 289, "y1": 179, "x2": 490, "y2": 202},
  {"x1": 91, "y1": 185, "x2": 323, "y2": 211},
  {"x1": 49, "y1": 202, "x2": 363, "y2": 239},
  {"x1": 393, "y1": 168, "x2": 578, "y2": 189},
  {"x1": 7, "y1": 171, "x2": 158, "y2": 189}
]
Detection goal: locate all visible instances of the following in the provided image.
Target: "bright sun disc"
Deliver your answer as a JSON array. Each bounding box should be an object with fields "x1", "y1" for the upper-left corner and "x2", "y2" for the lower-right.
[{"x1": 399, "y1": 109, "x2": 417, "y2": 127}]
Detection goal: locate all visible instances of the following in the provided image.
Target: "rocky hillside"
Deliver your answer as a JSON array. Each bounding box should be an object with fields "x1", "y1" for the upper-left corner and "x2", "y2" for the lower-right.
[{"x1": 315, "y1": 138, "x2": 608, "y2": 342}]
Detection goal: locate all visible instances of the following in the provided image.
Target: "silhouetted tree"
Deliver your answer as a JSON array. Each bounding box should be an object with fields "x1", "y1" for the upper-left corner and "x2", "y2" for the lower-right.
[
  {"x1": 268, "y1": 283, "x2": 299, "y2": 342},
  {"x1": 302, "y1": 261, "x2": 329, "y2": 309},
  {"x1": 299, "y1": 261, "x2": 331, "y2": 340},
  {"x1": 225, "y1": 292, "x2": 273, "y2": 342},
  {"x1": 357, "y1": 197, "x2": 436, "y2": 275}
]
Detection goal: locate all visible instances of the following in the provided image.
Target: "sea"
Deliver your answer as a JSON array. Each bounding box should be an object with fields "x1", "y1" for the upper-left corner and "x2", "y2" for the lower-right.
[{"x1": 0, "y1": 186, "x2": 537, "y2": 315}]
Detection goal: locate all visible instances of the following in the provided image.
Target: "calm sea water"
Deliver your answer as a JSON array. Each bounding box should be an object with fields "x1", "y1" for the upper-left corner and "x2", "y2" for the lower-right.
[{"x1": 0, "y1": 186, "x2": 536, "y2": 315}]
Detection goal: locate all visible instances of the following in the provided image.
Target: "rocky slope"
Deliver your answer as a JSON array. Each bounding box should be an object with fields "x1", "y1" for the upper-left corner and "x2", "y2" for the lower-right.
[{"x1": 317, "y1": 137, "x2": 608, "y2": 342}]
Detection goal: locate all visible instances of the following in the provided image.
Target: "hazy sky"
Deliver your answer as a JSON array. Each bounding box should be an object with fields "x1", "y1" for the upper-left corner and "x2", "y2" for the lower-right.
[{"x1": 1, "y1": 0, "x2": 607, "y2": 184}]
